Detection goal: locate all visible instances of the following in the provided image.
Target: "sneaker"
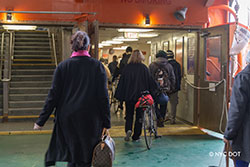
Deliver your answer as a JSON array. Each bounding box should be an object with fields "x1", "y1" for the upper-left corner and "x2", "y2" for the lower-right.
[
  {"x1": 124, "y1": 130, "x2": 132, "y2": 141},
  {"x1": 132, "y1": 137, "x2": 141, "y2": 142}
]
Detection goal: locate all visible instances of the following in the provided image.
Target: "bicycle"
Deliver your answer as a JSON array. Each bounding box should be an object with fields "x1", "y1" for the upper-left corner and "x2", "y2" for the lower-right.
[{"x1": 135, "y1": 91, "x2": 160, "y2": 150}]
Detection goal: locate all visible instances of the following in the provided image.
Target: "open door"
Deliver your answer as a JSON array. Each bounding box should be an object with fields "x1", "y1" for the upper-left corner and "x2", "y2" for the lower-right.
[
  {"x1": 87, "y1": 20, "x2": 99, "y2": 59},
  {"x1": 198, "y1": 24, "x2": 229, "y2": 132}
]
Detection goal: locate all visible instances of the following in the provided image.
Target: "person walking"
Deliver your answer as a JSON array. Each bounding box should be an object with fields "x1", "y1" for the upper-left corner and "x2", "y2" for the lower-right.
[
  {"x1": 116, "y1": 46, "x2": 133, "y2": 111},
  {"x1": 166, "y1": 50, "x2": 181, "y2": 124},
  {"x1": 108, "y1": 55, "x2": 118, "y2": 76},
  {"x1": 224, "y1": 51, "x2": 250, "y2": 167},
  {"x1": 33, "y1": 31, "x2": 111, "y2": 167},
  {"x1": 149, "y1": 50, "x2": 176, "y2": 127},
  {"x1": 115, "y1": 50, "x2": 158, "y2": 141}
]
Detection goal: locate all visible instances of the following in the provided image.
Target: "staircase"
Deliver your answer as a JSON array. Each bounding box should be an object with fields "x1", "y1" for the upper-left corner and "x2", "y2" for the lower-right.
[{"x1": 8, "y1": 31, "x2": 56, "y2": 121}]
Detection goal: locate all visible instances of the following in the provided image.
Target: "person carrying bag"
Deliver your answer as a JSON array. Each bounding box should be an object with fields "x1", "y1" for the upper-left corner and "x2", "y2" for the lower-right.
[{"x1": 92, "y1": 129, "x2": 115, "y2": 167}]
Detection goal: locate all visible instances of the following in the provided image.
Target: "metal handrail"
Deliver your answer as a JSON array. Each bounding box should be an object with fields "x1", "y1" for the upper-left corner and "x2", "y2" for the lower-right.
[
  {"x1": 51, "y1": 33, "x2": 58, "y2": 67},
  {"x1": 2, "y1": 32, "x2": 13, "y2": 82},
  {"x1": 0, "y1": 32, "x2": 4, "y2": 81}
]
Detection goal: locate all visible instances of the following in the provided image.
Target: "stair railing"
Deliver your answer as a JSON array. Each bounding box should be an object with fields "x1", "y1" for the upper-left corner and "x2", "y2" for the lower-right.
[
  {"x1": 51, "y1": 33, "x2": 58, "y2": 67},
  {"x1": 0, "y1": 32, "x2": 4, "y2": 81},
  {"x1": 1, "y1": 31, "x2": 13, "y2": 82}
]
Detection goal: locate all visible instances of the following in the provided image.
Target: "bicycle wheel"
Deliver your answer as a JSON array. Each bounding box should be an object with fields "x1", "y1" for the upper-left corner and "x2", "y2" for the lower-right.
[
  {"x1": 151, "y1": 105, "x2": 158, "y2": 137},
  {"x1": 143, "y1": 108, "x2": 153, "y2": 150}
]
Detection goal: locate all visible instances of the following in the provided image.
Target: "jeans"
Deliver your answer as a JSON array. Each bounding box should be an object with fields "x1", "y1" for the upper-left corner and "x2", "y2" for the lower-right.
[
  {"x1": 125, "y1": 101, "x2": 143, "y2": 140},
  {"x1": 236, "y1": 160, "x2": 249, "y2": 167}
]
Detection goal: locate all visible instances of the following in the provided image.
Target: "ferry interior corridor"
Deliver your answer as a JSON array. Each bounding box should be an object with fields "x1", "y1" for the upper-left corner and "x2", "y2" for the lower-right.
[{"x1": 0, "y1": 26, "x2": 235, "y2": 167}]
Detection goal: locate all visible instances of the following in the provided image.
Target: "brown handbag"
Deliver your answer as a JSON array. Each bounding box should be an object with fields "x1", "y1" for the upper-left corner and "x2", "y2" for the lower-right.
[{"x1": 92, "y1": 135, "x2": 115, "y2": 167}]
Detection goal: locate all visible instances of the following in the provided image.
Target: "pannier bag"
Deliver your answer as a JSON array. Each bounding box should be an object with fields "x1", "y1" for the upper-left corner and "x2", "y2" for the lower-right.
[
  {"x1": 92, "y1": 135, "x2": 115, "y2": 167},
  {"x1": 135, "y1": 91, "x2": 154, "y2": 109}
]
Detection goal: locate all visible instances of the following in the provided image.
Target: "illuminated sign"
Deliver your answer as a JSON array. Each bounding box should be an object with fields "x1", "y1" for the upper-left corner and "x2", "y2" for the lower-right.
[{"x1": 124, "y1": 32, "x2": 138, "y2": 38}]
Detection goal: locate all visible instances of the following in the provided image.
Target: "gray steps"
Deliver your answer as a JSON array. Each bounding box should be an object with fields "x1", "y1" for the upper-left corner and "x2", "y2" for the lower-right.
[
  {"x1": 8, "y1": 108, "x2": 42, "y2": 116},
  {"x1": 10, "y1": 81, "x2": 52, "y2": 87},
  {"x1": 7, "y1": 30, "x2": 56, "y2": 121},
  {"x1": 10, "y1": 87, "x2": 50, "y2": 94},
  {"x1": 9, "y1": 101, "x2": 45, "y2": 108},
  {"x1": 10, "y1": 94, "x2": 47, "y2": 101},
  {"x1": 11, "y1": 75, "x2": 53, "y2": 81},
  {"x1": 12, "y1": 64, "x2": 56, "y2": 69},
  {"x1": 12, "y1": 69, "x2": 54, "y2": 75},
  {"x1": 14, "y1": 50, "x2": 51, "y2": 55}
]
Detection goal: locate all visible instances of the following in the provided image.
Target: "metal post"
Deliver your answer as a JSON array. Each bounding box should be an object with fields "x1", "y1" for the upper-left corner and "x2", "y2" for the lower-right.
[
  {"x1": 0, "y1": 32, "x2": 4, "y2": 81},
  {"x1": 52, "y1": 33, "x2": 58, "y2": 66}
]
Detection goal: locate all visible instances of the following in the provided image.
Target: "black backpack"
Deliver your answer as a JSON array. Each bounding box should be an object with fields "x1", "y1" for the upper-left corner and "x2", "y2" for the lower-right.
[{"x1": 154, "y1": 63, "x2": 172, "y2": 95}]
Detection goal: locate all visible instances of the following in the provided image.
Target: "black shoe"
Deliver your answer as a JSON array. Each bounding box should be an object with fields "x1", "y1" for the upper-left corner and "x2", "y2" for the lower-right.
[
  {"x1": 157, "y1": 119, "x2": 164, "y2": 127},
  {"x1": 132, "y1": 137, "x2": 141, "y2": 142}
]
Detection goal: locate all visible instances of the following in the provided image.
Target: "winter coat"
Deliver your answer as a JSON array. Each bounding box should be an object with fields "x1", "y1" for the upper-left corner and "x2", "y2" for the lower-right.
[
  {"x1": 224, "y1": 64, "x2": 250, "y2": 163},
  {"x1": 114, "y1": 63, "x2": 158, "y2": 102},
  {"x1": 36, "y1": 56, "x2": 111, "y2": 166},
  {"x1": 149, "y1": 57, "x2": 176, "y2": 94},
  {"x1": 119, "y1": 53, "x2": 131, "y2": 74},
  {"x1": 167, "y1": 58, "x2": 182, "y2": 92},
  {"x1": 108, "y1": 61, "x2": 118, "y2": 75}
]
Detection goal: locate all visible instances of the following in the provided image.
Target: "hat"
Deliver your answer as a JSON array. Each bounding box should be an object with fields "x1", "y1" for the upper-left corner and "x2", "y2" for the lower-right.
[
  {"x1": 156, "y1": 50, "x2": 168, "y2": 59},
  {"x1": 166, "y1": 50, "x2": 174, "y2": 58},
  {"x1": 246, "y1": 51, "x2": 250, "y2": 64}
]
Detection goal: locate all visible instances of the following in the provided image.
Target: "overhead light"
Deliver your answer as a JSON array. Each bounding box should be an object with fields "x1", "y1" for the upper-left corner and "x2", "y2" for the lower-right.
[
  {"x1": 6, "y1": 13, "x2": 12, "y2": 22},
  {"x1": 138, "y1": 33, "x2": 158, "y2": 38},
  {"x1": 118, "y1": 28, "x2": 153, "y2": 33},
  {"x1": 113, "y1": 37, "x2": 138, "y2": 42},
  {"x1": 147, "y1": 41, "x2": 152, "y2": 44},
  {"x1": 145, "y1": 14, "x2": 150, "y2": 26},
  {"x1": 113, "y1": 46, "x2": 128, "y2": 50},
  {"x1": 102, "y1": 40, "x2": 123, "y2": 44},
  {"x1": 98, "y1": 44, "x2": 103, "y2": 48},
  {"x1": 99, "y1": 43, "x2": 112, "y2": 47},
  {"x1": 2, "y1": 25, "x2": 37, "y2": 30}
]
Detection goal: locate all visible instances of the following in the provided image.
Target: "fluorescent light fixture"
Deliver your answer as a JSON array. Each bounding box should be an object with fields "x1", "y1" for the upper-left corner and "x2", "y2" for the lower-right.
[
  {"x1": 2, "y1": 25, "x2": 37, "y2": 30},
  {"x1": 98, "y1": 44, "x2": 103, "y2": 48},
  {"x1": 113, "y1": 37, "x2": 138, "y2": 42},
  {"x1": 113, "y1": 46, "x2": 128, "y2": 50},
  {"x1": 147, "y1": 41, "x2": 152, "y2": 44},
  {"x1": 138, "y1": 33, "x2": 158, "y2": 38},
  {"x1": 99, "y1": 43, "x2": 112, "y2": 47},
  {"x1": 102, "y1": 40, "x2": 123, "y2": 44},
  {"x1": 118, "y1": 28, "x2": 153, "y2": 33}
]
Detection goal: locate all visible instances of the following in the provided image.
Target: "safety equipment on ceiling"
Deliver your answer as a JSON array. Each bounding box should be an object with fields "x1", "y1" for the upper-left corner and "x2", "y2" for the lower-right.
[{"x1": 174, "y1": 7, "x2": 188, "y2": 21}]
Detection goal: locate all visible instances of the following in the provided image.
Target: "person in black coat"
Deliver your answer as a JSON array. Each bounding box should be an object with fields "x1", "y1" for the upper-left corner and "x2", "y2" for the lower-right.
[
  {"x1": 115, "y1": 50, "x2": 158, "y2": 141},
  {"x1": 33, "y1": 31, "x2": 111, "y2": 167},
  {"x1": 224, "y1": 51, "x2": 250, "y2": 167}
]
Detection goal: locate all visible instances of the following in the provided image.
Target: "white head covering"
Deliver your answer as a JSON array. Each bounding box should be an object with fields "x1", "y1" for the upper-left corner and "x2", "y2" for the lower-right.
[{"x1": 246, "y1": 51, "x2": 250, "y2": 64}]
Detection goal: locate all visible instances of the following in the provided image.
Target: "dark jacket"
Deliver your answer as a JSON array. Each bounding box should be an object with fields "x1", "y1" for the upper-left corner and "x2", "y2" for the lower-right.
[
  {"x1": 36, "y1": 56, "x2": 111, "y2": 165},
  {"x1": 168, "y1": 58, "x2": 182, "y2": 92},
  {"x1": 108, "y1": 61, "x2": 118, "y2": 75},
  {"x1": 115, "y1": 63, "x2": 158, "y2": 102},
  {"x1": 119, "y1": 53, "x2": 131, "y2": 74},
  {"x1": 149, "y1": 57, "x2": 176, "y2": 93},
  {"x1": 224, "y1": 64, "x2": 250, "y2": 162}
]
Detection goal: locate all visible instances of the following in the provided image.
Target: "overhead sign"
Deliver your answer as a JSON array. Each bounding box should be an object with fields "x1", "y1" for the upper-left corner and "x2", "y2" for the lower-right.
[
  {"x1": 124, "y1": 32, "x2": 138, "y2": 38},
  {"x1": 230, "y1": 25, "x2": 250, "y2": 55}
]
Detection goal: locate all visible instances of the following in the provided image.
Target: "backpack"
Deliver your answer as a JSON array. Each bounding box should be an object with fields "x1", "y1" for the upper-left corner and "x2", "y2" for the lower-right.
[{"x1": 154, "y1": 63, "x2": 172, "y2": 95}]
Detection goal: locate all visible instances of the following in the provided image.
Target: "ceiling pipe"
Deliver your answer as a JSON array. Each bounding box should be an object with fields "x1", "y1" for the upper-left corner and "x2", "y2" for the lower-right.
[{"x1": 0, "y1": 10, "x2": 96, "y2": 15}]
